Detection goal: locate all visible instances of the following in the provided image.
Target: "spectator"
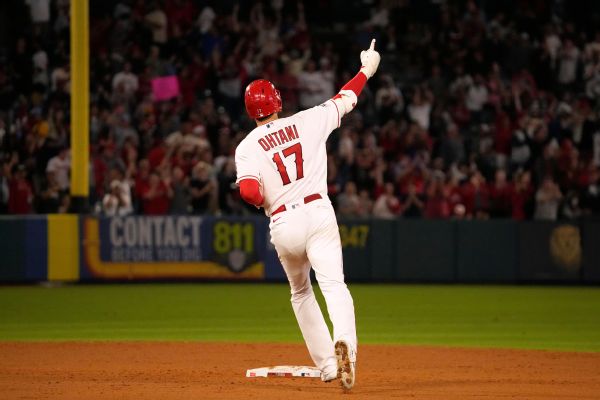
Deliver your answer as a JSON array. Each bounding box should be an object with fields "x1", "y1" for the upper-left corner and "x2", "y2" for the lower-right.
[
  {"x1": 217, "y1": 55, "x2": 243, "y2": 116},
  {"x1": 558, "y1": 39, "x2": 580, "y2": 89},
  {"x1": 102, "y1": 167, "x2": 133, "y2": 216},
  {"x1": 337, "y1": 182, "x2": 360, "y2": 217},
  {"x1": 446, "y1": 174, "x2": 465, "y2": 217},
  {"x1": 511, "y1": 170, "x2": 534, "y2": 220},
  {"x1": 196, "y1": 6, "x2": 216, "y2": 34},
  {"x1": 45, "y1": 147, "x2": 70, "y2": 192},
  {"x1": 50, "y1": 60, "x2": 69, "y2": 93},
  {"x1": 510, "y1": 117, "x2": 532, "y2": 170},
  {"x1": 102, "y1": 179, "x2": 133, "y2": 217},
  {"x1": 561, "y1": 190, "x2": 582, "y2": 219},
  {"x1": 112, "y1": 115, "x2": 138, "y2": 149},
  {"x1": 27, "y1": 0, "x2": 51, "y2": 27},
  {"x1": 465, "y1": 74, "x2": 489, "y2": 119},
  {"x1": 440, "y1": 124, "x2": 465, "y2": 167},
  {"x1": 190, "y1": 162, "x2": 215, "y2": 214},
  {"x1": 32, "y1": 41, "x2": 49, "y2": 87},
  {"x1": 494, "y1": 111, "x2": 512, "y2": 155},
  {"x1": 298, "y1": 60, "x2": 330, "y2": 108},
  {"x1": 58, "y1": 192, "x2": 70, "y2": 213},
  {"x1": 112, "y1": 62, "x2": 139, "y2": 100},
  {"x1": 401, "y1": 182, "x2": 425, "y2": 218},
  {"x1": 48, "y1": 108, "x2": 68, "y2": 144},
  {"x1": 357, "y1": 189, "x2": 373, "y2": 217},
  {"x1": 375, "y1": 75, "x2": 403, "y2": 121},
  {"x1": 170, "y1": 166, "x2": 190, "y2": 214},
  {"x1": 166, "y1": 0, "x2": 196, "y2": 36},
  {"x1": 424, "y1": 174, "x2": 450, "y2": 219},
  {"x1": 145, "y1": 1, "x2": 168, "y2": 46},
  {"x1": 461, "y1": 171, "x2": 489, "y2": 218},
  {"x1": 0, "y1": 161, "x2": 10, "y2": 214},
  {"x1": 407, "y1": 87, "x2": 433, "y2": 130},
  {"x1": 133, "y1": 159, "x2": 151, "y2": 208},
  {"x1": 319, "y1": 58, "x2": 336, "y2": 100},
  {"x1": 488, "y1": 169, "x2": 512, "y2": 218},
  {"x1": 274, "y1": 63, "x2": 300, "y2": 113},
  {"x1": 141, "y1": 172, "x2": 172, "y2": 215},
  {"x1": 337, "y1": 128, "x2": 355, "y2": 165},
  {"x1": 8, "y1": 165, "x2": 33, "y2": 214},
  {"x1": 37, "y1": 171, "x2": 61, "y2": 213},
  {"x1": 373, "y1": 182, "x2": 401, "y2": 219},
  {"x1": 581, "y1": 168, "x2": 600, "y2": 214},
  {"x1": 534, "y1": 176, "x2": 563, "y2": 220}
]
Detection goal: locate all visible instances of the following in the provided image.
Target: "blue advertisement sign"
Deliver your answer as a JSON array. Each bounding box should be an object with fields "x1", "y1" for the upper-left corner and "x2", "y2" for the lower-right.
[
  {"x1": 81, "y1": 216, "x2": 269, "y2": 280},
  {"x1": 100, "y1": 216, "x2": 203, "y2": 262}
]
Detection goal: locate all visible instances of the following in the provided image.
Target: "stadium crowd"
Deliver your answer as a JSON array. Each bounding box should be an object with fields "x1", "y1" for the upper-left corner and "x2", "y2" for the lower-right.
[{"x1": 1, "y1": 0, "x2": 600, "y2": 220}]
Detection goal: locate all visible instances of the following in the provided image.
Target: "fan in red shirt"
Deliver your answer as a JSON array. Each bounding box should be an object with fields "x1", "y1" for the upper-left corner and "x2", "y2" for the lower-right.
[
  {"x1": 494, "y1": 112, "x2": 512, "y2": 155},
  {"x1": 446, "y1": 175, "x2": 464, "y2": 216},
  {"x1": 141, "y1": 172, "x2": 173, "y2": 215},
  {"x1": 147, "y1": 139, "x2": 168, "y2": 170},
  {"x1": 488, "y1": 169, "x2": 513, "y2": 218},
  {"x1": 424, "y1": 174, "x2": 451, "y2": 219},
  {"x1": 511, "y1": 170, "x2": 534, "y2": 220},
  {"x1": 134, "y1": 159, "x2": 151, "y2": 200},
  {"x1": 460, "y1": 171, "x2": 490, "y2": 218},
  {"x1": 165, "y1": 0, "x2": 196, "y2": 36},
  {"x1": 8, "y1": 166, "x2": 33, "y2": 214}
]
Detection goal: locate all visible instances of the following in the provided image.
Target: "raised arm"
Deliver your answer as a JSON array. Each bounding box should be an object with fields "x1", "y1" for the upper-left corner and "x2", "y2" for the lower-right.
[{"x1": 331, "y1": 39, "x2": 381, "y2": 118}]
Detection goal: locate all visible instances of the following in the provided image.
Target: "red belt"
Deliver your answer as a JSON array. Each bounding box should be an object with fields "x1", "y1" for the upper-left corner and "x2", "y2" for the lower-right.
[{"x1": 271, "y1": 194, "x2": 322, "y2": 216}]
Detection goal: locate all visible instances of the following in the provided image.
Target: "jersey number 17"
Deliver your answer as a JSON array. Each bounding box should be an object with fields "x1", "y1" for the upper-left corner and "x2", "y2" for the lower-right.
[{"x1": 272, "y1": 143, "x2": 304, "y2": 185}]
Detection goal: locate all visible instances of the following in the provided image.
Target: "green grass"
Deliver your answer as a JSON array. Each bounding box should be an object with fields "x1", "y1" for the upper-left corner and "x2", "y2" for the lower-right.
[{"x1": 0, "y1": 284, "x2": 599, "y2": 351}]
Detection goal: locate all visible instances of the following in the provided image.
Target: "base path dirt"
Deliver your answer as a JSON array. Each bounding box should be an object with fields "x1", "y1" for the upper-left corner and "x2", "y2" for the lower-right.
[{"x1": 0, "y1": 342, "x2": 599, "y2": 399}]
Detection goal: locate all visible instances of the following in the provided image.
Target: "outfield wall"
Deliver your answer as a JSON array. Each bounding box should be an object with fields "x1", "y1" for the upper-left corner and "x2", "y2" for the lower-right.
[{"x1": 0, "y1": 215, "x2": 598, "y2": 283}]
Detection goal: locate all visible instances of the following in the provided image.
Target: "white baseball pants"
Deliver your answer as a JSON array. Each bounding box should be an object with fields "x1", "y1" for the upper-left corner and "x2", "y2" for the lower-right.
[{"x1": 269, "y1": 197, "x2": 357, "y2": 376}]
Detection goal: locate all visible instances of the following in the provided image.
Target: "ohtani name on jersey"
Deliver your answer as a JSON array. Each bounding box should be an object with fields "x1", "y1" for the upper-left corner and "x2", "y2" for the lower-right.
[{"x1": 258, "y1": 124, "x2": 300, "y2": 151}]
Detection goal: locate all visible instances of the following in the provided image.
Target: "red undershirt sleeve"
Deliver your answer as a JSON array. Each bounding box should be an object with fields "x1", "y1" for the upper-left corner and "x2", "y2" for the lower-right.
[
  {"x1": 338, "y1": 71, "x2": 368, "y2": 98},
  {"x1": 239, "y1": 179, "x2": 264, "y2": 207}
]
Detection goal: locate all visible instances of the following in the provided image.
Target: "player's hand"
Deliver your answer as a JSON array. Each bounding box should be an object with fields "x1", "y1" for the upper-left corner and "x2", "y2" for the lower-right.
[{"x1": 360, "y1": 39, "x2": 381, "y2": 79}]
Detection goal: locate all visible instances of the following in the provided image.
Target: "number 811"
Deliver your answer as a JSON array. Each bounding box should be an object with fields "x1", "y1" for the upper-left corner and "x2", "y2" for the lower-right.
[{"x1": 213, "y1": 222, "x2": 255, "y2": 254}]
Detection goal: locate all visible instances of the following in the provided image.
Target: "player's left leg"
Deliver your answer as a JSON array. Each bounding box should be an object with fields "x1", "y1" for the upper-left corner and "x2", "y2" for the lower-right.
[
  {"x1": 305, "y1": 203, "x2": 357, "y2": 361},
  {"x1": 279, "y1": 255, "x2": 338, "y2": 380}
]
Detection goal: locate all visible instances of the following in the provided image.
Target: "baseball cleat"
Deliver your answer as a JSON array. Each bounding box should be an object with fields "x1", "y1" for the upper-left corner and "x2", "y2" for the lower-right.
[
  {"x1": 320, "y1": 367, "x2": 338, "y2": 383},
  {"x1": 335, "y1": 340, "x2": 355, "y2": 390}
]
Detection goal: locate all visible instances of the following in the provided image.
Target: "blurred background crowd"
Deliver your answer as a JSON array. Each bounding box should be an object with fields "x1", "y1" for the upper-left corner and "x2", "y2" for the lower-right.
[{"x1": 1, "y1": 0, "x2": 600, "y2": 220}]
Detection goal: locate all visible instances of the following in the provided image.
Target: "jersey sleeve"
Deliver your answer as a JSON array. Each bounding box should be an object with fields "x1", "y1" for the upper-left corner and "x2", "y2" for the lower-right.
[
  {"x1": 297, "y1": 99, "x2": 341, "y2": 141},
  {"x1": 235, "y1": 141, "x2": 261, "y2": 184}
]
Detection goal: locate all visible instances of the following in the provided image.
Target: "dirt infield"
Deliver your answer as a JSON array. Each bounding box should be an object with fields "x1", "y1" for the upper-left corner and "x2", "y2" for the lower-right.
[{"x1": 0, "y1": 342, "x2": 599, "y2": 399}]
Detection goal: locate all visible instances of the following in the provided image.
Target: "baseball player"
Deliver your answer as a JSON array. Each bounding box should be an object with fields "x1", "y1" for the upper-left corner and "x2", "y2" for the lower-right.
[{"x1": 236, "y1": 40, "x2": 380, "y2": 390}]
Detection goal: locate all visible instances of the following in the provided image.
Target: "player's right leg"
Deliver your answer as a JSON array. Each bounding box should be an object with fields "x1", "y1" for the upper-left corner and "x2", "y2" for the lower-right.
[{"x1": 269, "y1": 211, "x2": 337, "y2": 380}]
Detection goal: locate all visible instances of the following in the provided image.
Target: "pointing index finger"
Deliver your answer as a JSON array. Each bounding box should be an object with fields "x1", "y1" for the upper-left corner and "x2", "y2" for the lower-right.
[{"x1": 370, "y1": 39, "x2": 376, "y2": 50}]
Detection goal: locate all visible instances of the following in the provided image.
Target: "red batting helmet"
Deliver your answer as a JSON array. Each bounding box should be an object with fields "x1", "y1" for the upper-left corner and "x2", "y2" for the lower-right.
[{"x1": 244, "y1": 79, "x2": 282, "y2": 119}]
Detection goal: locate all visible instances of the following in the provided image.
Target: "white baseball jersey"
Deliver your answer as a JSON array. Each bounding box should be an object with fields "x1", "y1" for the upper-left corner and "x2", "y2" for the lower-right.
[{"x1": 235, "y1": 100, "x2": 340, "y2": 215}]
